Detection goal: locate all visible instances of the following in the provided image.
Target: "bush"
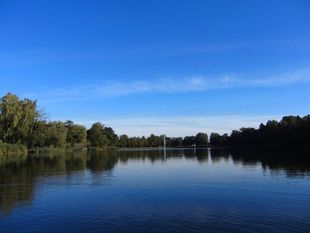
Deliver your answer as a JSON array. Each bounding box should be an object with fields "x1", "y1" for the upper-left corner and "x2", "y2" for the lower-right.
[{"x1": 0, "y1": 142, "x2": 27, "y2": 156}]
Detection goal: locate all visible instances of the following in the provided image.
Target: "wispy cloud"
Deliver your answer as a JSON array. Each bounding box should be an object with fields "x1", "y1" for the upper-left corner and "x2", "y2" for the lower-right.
[
  {"x1": 63, "y1": 114, "x2": 284, "y2": 137},
  {"x1": 32, "y1": 68, "x2": 310, "y2": 103}
]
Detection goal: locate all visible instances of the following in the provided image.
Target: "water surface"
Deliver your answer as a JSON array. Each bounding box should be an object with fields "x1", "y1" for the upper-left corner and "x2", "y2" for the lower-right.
[{"x1": 0, "y1": 148, "x2": 310, "y2": 233}]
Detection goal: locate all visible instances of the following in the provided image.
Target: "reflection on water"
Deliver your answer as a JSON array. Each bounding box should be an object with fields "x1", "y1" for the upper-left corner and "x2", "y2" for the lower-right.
[
  {"x1": 211, "y1": 147, "x2": 310, "y2": 177},
  {"x1": 0, "y1": 147, "x2": 310, "y2": 232},
  {"x1": 0, "y1": 150, "x2": 117, "y2": 214}
]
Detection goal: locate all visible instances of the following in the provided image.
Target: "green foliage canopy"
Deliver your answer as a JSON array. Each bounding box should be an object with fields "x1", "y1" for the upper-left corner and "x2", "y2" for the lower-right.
[{"x1": 87, "y1": 122, "x2": 108, "y2": 148}]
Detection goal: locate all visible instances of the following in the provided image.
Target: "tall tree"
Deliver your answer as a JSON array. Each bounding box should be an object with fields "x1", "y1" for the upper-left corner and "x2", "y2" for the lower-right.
[
  {"x1": 195, "y1": 132, "x2": 208, "y2": 147},
  {"x1": 0, "y1": 93, "x2": 38, "y2": 145},
  {"x1": 87, "y1": 122, "x2": 108, "y2": 148},
  {"x1": 65, "y1": 121, "x2": 87, "y2": 145},
  {"x1": 103, "y1": 127, "x2": 118, "y2": 146},
  {"x1": 44, "y1": 122, "x2": 68, "y2": 147},
  {"x1": 171, "y1": 137, "x2": 183, "y2": 147},
  {"x1": 183, "y1": 136, "x2": 196, "y2": 147},
  {"x1": 119, "y1": 134, "x2": 129, "y2": 147}
]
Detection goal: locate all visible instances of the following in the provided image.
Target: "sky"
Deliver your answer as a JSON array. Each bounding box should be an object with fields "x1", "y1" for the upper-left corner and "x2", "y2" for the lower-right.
[{"x1": 0, "y1": 0, "x2": 310, "y2": 136}]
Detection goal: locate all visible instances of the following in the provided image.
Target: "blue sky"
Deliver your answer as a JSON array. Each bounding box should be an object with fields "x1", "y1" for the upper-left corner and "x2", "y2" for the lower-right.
[{"x1": 1, "y1": 0, "x2": 310, "y2": 136}]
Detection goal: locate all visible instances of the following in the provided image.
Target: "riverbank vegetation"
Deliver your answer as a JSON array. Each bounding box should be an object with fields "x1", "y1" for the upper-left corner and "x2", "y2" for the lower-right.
[
  {"x1": 210, "y1": 115, "x2": 310, "y2": 147},
  {"x1": 0, "y1": 141, "x2": 27, "y2": 156},
  {"x1": 0, "y1": 93, "x2": 309, "y2": 155},
  {"x1": 0, "y1": 93, "x2": 209, "y2": 151}
]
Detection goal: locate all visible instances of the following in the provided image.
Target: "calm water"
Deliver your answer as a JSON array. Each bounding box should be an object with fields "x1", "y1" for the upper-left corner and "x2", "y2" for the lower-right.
[{"x1": 1, "y1": 148, "x2": 310, "y2": 233}]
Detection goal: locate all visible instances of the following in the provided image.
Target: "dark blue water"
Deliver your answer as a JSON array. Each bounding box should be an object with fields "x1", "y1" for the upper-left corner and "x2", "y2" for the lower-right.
[{"x1": 0, "y1": 148, "x2": 310, "y2": 233}]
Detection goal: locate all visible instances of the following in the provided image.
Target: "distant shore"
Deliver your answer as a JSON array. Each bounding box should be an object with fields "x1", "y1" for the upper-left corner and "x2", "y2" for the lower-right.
[{"x1": 1, "y1": 93, "x2": 309, "y2": 157}]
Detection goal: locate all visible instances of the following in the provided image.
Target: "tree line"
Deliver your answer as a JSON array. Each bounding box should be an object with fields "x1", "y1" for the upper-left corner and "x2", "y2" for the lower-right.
[
  {"x1": 118, "y1": 132, "x2": 209, "y2": 148},
  {"x1": 0, "y1": 93, "x2": 112, "y2": 148},
  {"x1": 0, "y1": 93, "x2": 309, "y2": 149},
  {"x1": 210, "y1": 115, "x2": 310, "y2": 146},
  {"x1": 0, "y1": 93, "x2": 209, "y2": 149}
]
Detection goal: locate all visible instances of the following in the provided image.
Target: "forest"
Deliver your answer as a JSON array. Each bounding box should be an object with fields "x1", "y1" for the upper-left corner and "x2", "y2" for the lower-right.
[
  {"x1": 0, "y1": 93, "x2": 309, "y2": 155},
  {"x1": 209, "y1": 116, "x2": 310, "y2": 146}
]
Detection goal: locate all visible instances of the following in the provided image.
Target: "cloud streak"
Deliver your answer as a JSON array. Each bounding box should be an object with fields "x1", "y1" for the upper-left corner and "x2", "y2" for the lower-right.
[{"x1": 33, "y1": 68, "x2": 310, "y2": 103}]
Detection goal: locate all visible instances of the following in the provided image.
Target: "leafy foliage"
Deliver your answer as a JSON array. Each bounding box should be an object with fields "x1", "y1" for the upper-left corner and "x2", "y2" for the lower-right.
[
  {"x1": 210, "y1": 115, "x2": 310, "y2": 146},
  {"x1": 0, "y1": 141, "x2": 27, "y2": 156},
  {"x1": 1, "y1": 93, "x2": 309, "y2": 151},
  {"x1": 87, "y1": 122, "x2": 108, "y2": 148},
  {"x1": 65, "y1": 121, "x2": 87, "y2": 146},
  {"x1": 0, "y1": 93, "x2": 38, "y2": 145},
  {"x1": 195, "y1": 133, "x2": 209, "y2": 147}
]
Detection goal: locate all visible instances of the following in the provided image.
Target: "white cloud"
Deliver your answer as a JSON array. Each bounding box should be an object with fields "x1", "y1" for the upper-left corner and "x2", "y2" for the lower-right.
[{"x1": 33, "y1": 68, "x2": 310, "y2": 103}]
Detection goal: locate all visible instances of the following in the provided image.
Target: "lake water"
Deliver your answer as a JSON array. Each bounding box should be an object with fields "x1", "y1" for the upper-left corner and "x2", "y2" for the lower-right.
[{"x1": 0, "y1": 148, "x2": 310, "y2": 233}]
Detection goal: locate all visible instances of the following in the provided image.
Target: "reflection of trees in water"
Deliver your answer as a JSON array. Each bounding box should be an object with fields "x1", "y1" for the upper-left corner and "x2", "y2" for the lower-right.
[
  {"x1": 210, "y1": 149, "x2": 230, "y2": 163},
  {"x1": 210, "y1": 147, "x2": 310, "y2": 177},
  {"x1": 0, "y1": 149, "x2": 118, "y2": 214},
  {"x1": 87, "y1": 149, "x2": 118, "y2": 172},
  {"x1": 118, "y1": 150, "x2": 167, "y2": 164},
  {"x1": 1, "y1": 147, "x2": 310, "y2": 214},
  {"x1": 118, "y1": 149, "x2": 209, "y2": 164},
  {"x1": 0, "y1": 156, "x2": 35, "y2": 214}
]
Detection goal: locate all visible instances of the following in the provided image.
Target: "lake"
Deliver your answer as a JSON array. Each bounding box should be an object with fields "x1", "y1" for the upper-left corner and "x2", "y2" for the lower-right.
[{"x1": 0, "y1": 147, "x2": 310, "y2": 233}]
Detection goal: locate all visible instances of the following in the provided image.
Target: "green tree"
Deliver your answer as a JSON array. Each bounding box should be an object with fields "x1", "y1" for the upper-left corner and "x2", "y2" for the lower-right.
[
  {"x1": 119, "y1": 134, "x2": 128, "y2": 147},
  {"x1": 29, "y1": 120, "x2": 48, "y2": 147},
  {"x1": 0, "y1": 93, "x2": 38, "y2": 145},
  {"x1": 171, "y1": 137, "x2": 183, "y2": 147},
  {"x1": 65, "y1": 121, "x2": 87, "y2": 146},
  {"x1": 87, "y1": 122, "x2": 108, "y2": 148},
  {"x1": 103, "y1": 127, "x2": 118, "y2": 146},
  {"x1": 183, "y1": 136, "x2": 196, "y2": 147},
  {"x1": 195, "y1": 132, "x2": 208, "y2": 147},
  {"x1": 210, "y1": 133, "x2": 220, "y2": 145},
  {"x1": 147, "y1": 134, "x2": 161, "y2": 147},
  {"x1": 44, "y1": 122, "x2": 68, "y2": 147}
]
